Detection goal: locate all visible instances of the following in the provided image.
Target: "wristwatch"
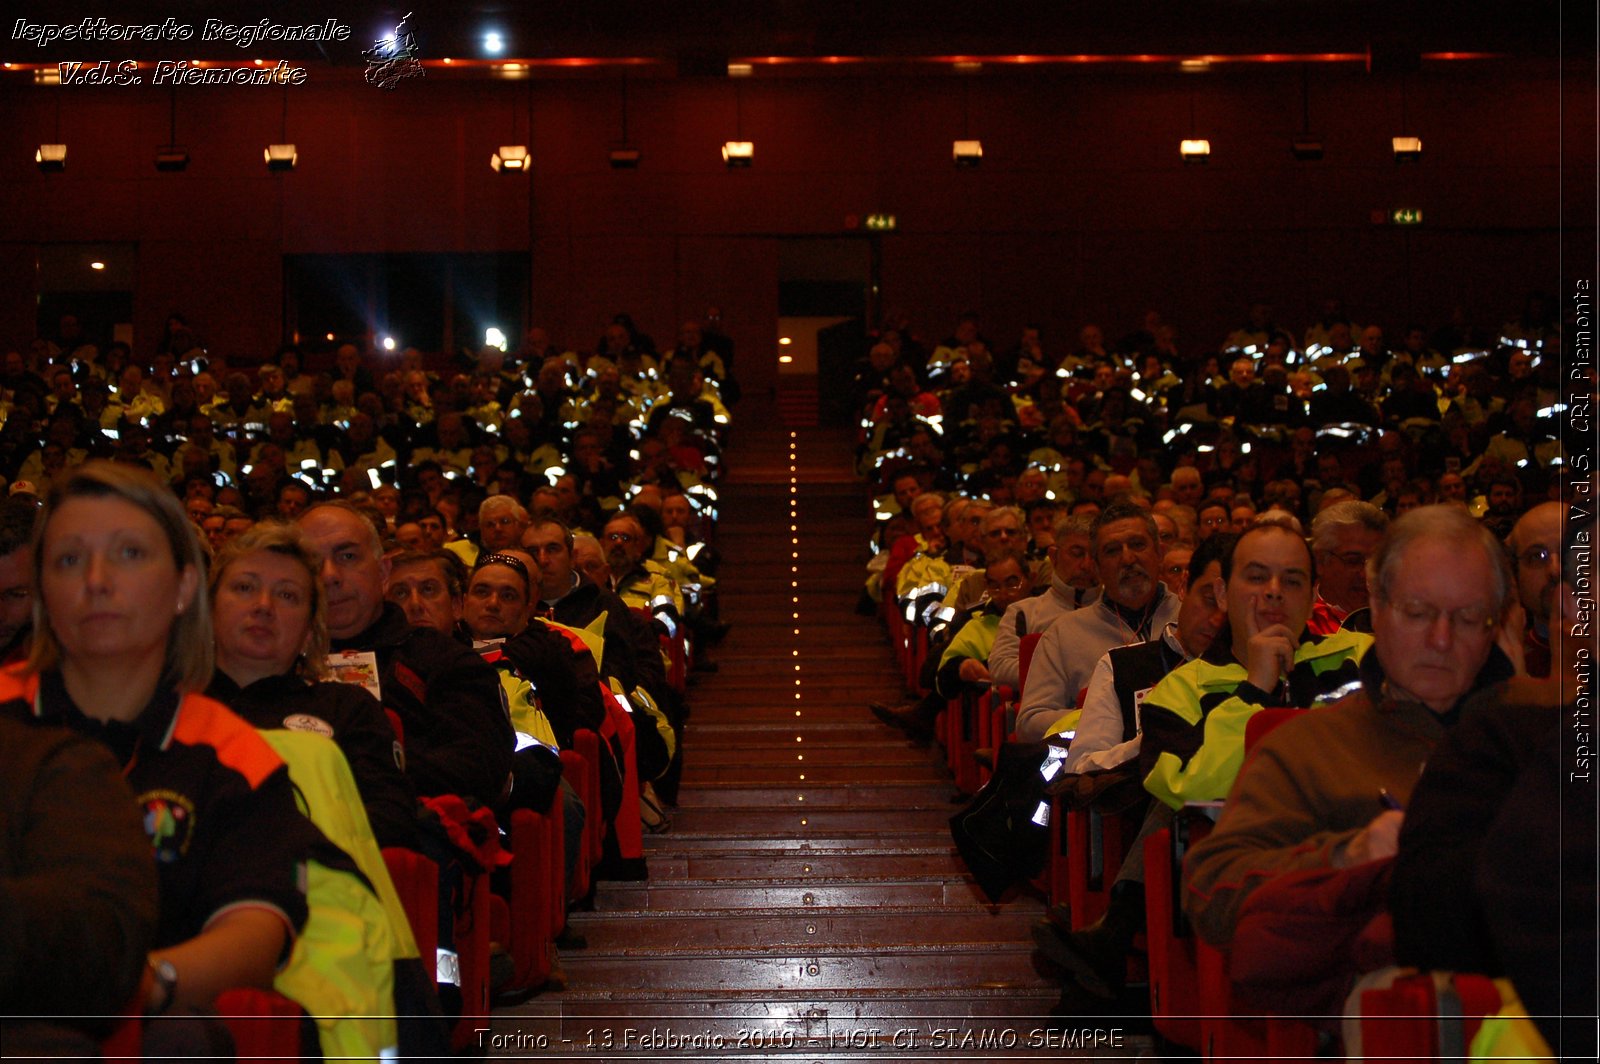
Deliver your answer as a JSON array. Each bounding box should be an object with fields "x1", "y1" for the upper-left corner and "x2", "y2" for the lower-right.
[{"x1": 146, "y1": 957, "x2": 178, "y2": 1015}]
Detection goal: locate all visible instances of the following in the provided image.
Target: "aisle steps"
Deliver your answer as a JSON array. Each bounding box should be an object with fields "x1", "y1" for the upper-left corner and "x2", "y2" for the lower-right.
[{"x1": 489, "y1": 421, "x2": 1137, "y2": 1057}]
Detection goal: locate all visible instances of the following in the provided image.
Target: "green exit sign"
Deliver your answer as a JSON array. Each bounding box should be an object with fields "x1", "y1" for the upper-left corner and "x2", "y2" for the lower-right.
[
  {"x1": 1390, "y1": 208, "x2": 1424, "y2": 225},
  {"x1": 865, "y1": 213, "x2": 897, "y2": 231}
]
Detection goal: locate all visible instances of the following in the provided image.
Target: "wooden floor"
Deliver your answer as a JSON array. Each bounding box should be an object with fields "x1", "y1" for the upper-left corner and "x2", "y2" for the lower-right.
[{"x1": 490, "y1": 404, "x2": 1144, "y2": 1059}]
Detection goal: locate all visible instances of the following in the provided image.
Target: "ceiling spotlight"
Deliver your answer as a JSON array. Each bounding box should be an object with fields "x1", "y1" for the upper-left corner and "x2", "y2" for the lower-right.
[
  {"x1": 608, "y1": 147, "x2": 642, "y2": 169},
  {"x1": 1391, "y1": 135, "x2": 1423, "y2": 161},
  {"x1": 722, "y1": 140, "x2": 753, "y2": 167},
  {"x1": 483, "y1": 31, "x2": 505, "y2": 56},
  {"x1": 35, "y1": 143, "x2": 66, "y2": 172},
  {"x1": 89, "y1": 261, "x2": 105, "y2": 271},
  {"x1": 952, "y1": 139, "x2": 983, "y2": 167},
  {"x1": 154, "y1": 148, "x2": 189, "y2": 172},
  {"x1": 491, "y1": 145, "x2": 529, "y2": 172},
  {"x1": 1291, "y1": 135, "x2": 1325, "y2": 161},
  {"x1": 1180, "y1": 138, "x2": 1211, "y2": 164},
  {"x1": 264, "y1": 143, "x2": 297, "y2": 171},
  {"x1": 382, "y1": 336, "x2": 397, "y2": 351}
]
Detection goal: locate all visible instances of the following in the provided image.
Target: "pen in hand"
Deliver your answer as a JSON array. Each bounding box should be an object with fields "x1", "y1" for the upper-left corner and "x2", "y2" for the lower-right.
[{"x1": 1378, "y1": 788, "x2": 1405, "y2": 812}]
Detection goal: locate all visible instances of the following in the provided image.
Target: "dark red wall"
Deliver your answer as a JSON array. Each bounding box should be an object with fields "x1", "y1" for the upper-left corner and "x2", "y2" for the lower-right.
[{"x1": 0, "y1": 61, "x2": 1590, "y2": 395}]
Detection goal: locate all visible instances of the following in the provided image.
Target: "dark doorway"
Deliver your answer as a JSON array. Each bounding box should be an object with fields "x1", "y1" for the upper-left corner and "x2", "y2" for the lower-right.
[{"x1": 777, "y1": 238, "x2": 875, "y2": 425}]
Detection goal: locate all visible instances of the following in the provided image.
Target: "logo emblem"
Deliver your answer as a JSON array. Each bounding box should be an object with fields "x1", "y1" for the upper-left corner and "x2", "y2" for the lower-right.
[
  {"x1": 283, "y1": 713, "x2": 335, "y2": 738},
  {"x1": 363, "y1": 12, "x2": 424, "y2": 91},
  {"x1": 140, "y1": 790, "x2": 197, "y2": 864}
]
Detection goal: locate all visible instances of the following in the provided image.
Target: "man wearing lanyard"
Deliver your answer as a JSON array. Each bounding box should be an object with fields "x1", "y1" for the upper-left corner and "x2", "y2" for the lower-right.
[{"x1": 1015, "y1": 501, "x2": 1179, "y2": 742}]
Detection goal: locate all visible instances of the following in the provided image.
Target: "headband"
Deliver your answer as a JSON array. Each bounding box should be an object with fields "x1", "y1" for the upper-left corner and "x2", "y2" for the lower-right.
[{"x1": 474, "y1": 552, "x2": 531, "y2": 590}]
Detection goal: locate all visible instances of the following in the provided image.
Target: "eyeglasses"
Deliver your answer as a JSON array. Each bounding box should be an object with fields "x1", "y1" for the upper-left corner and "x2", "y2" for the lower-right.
[
  {"x1": 606, "y1": 532, "x2": 635, "y2": 543},
  {"x1": 1320, "y1": 550, "x2": 1368, "y2": 567},
  {"x1": 1516, "y1": 545, "x2": 1554, "y2": 568},
  {"x1": 1383, "y1": 597, "x2": 1498, "y2": 634}
]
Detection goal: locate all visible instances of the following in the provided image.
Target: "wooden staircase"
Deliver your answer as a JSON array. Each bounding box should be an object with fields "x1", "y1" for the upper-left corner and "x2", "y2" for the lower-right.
[{"x1": 490, "y1": 412, "x2": 1108, "y2": 1058}]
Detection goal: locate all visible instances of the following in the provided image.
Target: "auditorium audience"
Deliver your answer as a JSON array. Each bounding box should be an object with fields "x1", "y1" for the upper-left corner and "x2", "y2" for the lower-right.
[{"x1": 1, "y1": 288, "x2": 1577, "y2": 1042}]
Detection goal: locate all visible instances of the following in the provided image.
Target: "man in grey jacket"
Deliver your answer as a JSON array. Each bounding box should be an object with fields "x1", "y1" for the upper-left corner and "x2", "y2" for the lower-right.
[
  {"x1": 986, "y1": 512, "x2": 1099, "y2": 691},
  {"x1": 1015, "y1": 501, "x2": 1179, "y2": 741}
]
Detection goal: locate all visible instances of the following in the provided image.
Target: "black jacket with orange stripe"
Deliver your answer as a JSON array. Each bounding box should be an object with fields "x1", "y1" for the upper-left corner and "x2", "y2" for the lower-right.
[{"x1": 1, "y1": 668, "x2": 314, "y2": 952}]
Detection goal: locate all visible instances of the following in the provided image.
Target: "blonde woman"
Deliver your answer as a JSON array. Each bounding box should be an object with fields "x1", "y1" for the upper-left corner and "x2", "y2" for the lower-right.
[
  {"x1": 3, "y1": 460, "x2": 319, "y2": 1016},
  {"x1": 206, "y1": 521, "x2": 417, "y2": 850}
]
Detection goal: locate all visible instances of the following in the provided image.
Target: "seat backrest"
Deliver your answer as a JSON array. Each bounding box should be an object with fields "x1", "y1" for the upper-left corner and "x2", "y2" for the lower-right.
[
  {"x1": 1017, "y1": 632, "x2": 1044, "y2": 693},
  {"x1": 1245, "y1": 707, "x2": 1306, "y2": 753},
  {"x1": 213, "y1": 987, "x2": 307, "y2": 1061}
]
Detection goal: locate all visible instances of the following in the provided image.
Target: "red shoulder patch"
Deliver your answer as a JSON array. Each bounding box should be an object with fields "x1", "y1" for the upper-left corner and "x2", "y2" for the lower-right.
[{"x1": 392, "y1": 662, "x2": 428, "y2": 704}]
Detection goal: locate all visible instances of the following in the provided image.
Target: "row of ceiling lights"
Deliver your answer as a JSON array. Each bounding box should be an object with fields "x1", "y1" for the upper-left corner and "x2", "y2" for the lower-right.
[
  {"x1": 20, "y1": 19, "x2": 1435, "y2": 174},
  {"x1": 33, "y1": 135, "x2": 1424, "y2": 173}
]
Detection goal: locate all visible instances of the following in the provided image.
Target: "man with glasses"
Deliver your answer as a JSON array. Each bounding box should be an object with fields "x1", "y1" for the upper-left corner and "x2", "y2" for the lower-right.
[
  {"x1": 1182, "y1": 505, "x2": 1515, "y2": 946},
  {"x1": 1505, "y1": 501, "x2": 1560, "y2": 677},
  {"x1": 930, "y1": 554, "x2": 1034, "y2": 701},
  {"x1": 986, "y1": 513, "x2": 1100, "y2": 692},
  {"x1": 603, "y1": 512, "x2": 684, "y2": 637},
  {"x1": 875, "y1": 548, "x2": 1041, "y2": 743},
  {"x1": 461, "y1": 552, "x2": 595, "y2": 880},
  {"x1": 479, "y1": 495, "x2": 529, "y2": 552},
  {"x1": 1307, "y1": 500, "x2": 1388, "y2": 634},
  {"x1": 942, "y1": 505, "x2": 1047, "y2": 613}
]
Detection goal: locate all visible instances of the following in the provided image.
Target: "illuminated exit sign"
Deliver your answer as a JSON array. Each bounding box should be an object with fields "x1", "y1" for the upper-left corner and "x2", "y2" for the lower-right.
[
  {"x1": 1390, "y1": 208, "x2": 1424, "y2": 225},
  {"x1": 864, "y1": 213, "x2": 897, "y2": 231}
]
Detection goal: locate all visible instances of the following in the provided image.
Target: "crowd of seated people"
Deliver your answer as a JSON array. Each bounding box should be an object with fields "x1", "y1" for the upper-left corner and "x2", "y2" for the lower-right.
[
  {"x1": 0, "y1": 310, "x2": 734, "y2": 1053},
  {"x1": 857, "y1": 299, "x2": 1589, "y2": 1056}
]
